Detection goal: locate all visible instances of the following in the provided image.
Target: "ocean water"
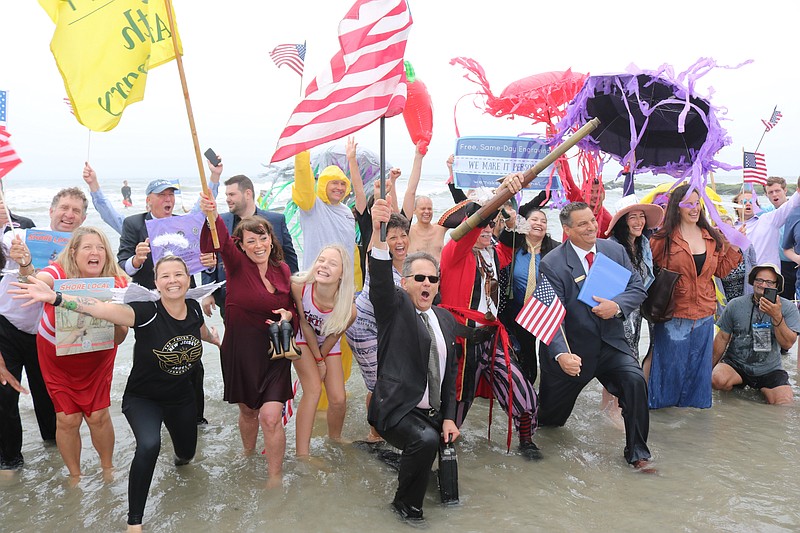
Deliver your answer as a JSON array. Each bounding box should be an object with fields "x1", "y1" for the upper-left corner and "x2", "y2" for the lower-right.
[{"x1": 2, "y1": 173, "x2": 800, "y2": 532}]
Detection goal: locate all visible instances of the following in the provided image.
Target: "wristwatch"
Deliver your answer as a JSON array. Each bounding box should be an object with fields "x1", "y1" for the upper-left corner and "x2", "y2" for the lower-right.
[{"x1": 614, "y1": 303, "x2": 623, "y2": 318}]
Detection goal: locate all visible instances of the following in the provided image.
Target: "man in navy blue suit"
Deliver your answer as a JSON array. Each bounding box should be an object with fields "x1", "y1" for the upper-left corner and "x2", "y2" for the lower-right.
[
  {"x1": 201, "y1": 174, "x2": 298, "y2": 319},
  {"x1": 538, "y1": 201, "x2": 653, "y2": 471}
]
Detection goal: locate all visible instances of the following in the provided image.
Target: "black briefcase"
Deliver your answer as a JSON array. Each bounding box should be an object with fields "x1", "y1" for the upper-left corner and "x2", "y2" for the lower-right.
[{"x1": 438, "y1": 441, "x2": 459, "y2": 504}]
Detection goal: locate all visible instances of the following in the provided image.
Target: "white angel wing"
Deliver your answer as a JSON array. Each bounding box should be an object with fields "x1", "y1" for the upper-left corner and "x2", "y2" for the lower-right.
[
  {"x1": 111, "y1": 283, "x2": 160, "y2": 304},
  {"x1": 186, "y1": 281, "x2": 226, "y2": 301}
]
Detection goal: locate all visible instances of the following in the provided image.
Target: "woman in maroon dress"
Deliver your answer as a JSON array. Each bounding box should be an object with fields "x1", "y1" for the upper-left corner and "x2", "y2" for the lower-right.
[
  {"x1": 200, "y1": 195, "x2": 297, "y2": 483},
  {"x1": 32, "y1": 227, "x2": 128, "y2": 479}
]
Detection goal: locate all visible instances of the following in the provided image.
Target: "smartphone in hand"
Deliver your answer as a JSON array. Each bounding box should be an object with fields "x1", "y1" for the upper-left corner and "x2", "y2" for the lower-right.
[
  {"x1": 204, "y1": 148, "x2": 221, "y2": 166},
  {"x1": 763, "y1": 287, "x2": 778, "y2": 304}
]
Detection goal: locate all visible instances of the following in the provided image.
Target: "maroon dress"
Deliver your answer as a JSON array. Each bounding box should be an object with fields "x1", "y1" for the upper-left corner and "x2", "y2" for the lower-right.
[{"x1": 201, "y1": 217, "x2": 297, "y2": 409}]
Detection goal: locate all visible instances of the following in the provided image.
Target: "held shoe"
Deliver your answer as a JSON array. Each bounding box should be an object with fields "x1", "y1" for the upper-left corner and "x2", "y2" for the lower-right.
[
  {"x1": 269, "y1": 322, "x2": 284, "y2": 359},
  {"x1": 280, "y1": 320, "x2": 302, "y2": 361}
]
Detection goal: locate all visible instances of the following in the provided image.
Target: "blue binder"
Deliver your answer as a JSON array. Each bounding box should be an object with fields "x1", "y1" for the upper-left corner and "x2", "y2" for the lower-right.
[{"x1": 577, "y1": 252, "x2": 631, "y2": 308}]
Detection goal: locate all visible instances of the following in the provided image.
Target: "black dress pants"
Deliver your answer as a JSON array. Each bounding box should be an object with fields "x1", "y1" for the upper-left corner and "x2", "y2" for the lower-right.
[
  {"x1": 538, "y1": 343, "x2": 651, "y2": 464},
  {"x1": 0, "y1": 315, "x2": 56, "y2": 464},
  {"x1": 378, "y1": 408, "x2": 441, "y2": 510}
]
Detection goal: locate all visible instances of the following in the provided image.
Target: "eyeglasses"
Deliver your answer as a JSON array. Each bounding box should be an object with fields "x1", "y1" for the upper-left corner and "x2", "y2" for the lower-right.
[
  {"x1": 753, "y1": 278, "x2": 777, "y2": 287},
  {"x1": 738, "y1": 198, "x2": 754, "y2": 205},
  {"x1": 405, "y1": 274, "x2": 440, "y2": 284},
  {"x1": 487, "y1": 221, "x2": 497, "y2": 229}
]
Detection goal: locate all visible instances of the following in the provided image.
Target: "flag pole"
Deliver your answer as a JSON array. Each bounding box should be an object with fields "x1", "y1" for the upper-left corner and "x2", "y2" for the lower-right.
[
  {"x1": 164, "y1": 0, "x2": 219, "y2": 248},
  {"x1": 0, "y1": 186, "x2": 15, "y2": 233},
  {"x1": 379, "y1": 116, "x2": 387, "y2": 241},
  {"x1": 754, "y1": 105, "x2": 775, "y2": 153},
  {"x1": 298, "y1": 40, "x2": 306, "y2": 98}
]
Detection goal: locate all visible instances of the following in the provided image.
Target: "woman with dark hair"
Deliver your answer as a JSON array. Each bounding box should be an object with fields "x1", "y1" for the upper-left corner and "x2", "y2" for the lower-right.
[
  {"x1": 13, "y1": 254, "x2": 220, "y2": 532},
  {"x1": 647, "y1": 184, "x2": 741, "y2": 409},
  {"x1": 606, "y1": 196, "x2": 663, "y2": 360},
  {"x1": 498, "y1": 199, "x2": 559, "y2": 384},
  {"x1": 200, "y1": 196, "x2": 298, "y2": 484}
]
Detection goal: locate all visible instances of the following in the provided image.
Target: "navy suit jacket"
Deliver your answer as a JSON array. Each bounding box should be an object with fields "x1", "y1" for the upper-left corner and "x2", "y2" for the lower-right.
[
  {"x1": 539, "y1": 238, "x2": 647, "y2": 382},
  {"x1": 367, "y1": 253, "x2": 458, "y2": 432},
  {"x1": 201, "y1": 208, "x2": 298, "y2": 306}
]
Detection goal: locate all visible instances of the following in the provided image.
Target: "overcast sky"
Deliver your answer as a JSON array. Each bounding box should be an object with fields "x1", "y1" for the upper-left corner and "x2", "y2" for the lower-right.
[{"x1": 1, "y1": 0, "x2": 796, "y2": 188}]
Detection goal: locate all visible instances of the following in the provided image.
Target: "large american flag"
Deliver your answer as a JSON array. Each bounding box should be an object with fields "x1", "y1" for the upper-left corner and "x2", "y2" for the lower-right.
[
  {"x1": 0, "y1": 90, "x2": 8, "y2": 127},
  {"x1": 743, "y1": 151, "x2": 767, "y2": 185},
  {"x1": 269, "y1": 42, "x2": 306, "y2": 77},
  {"x1": 515, "y1": 274, "x2": 566, "y2": 345},
  {"x1": 762, "y1": 108, "x2": 782, "y2": 132},
  {"x1": 0, "y1": 128, "x2": 23, "y2": 179},
  {"x1": 270, "y1": 0, "x2": 412, "y2": 163}
]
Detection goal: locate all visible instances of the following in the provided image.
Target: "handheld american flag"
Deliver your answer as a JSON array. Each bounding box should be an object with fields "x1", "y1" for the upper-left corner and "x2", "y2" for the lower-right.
[
  {"x1": 761, "y1": 108, "x2": 782, "y2": 132},
  {"x1": 270, "y1": 0, "x2": 412, "y2": 162},
  {"x1": 0, "y1": 128, "x2": 23, "y2": 179},
  {"x1": 269, "y1": 42, "x2": 306, "y2": 77},
  {"x1": 515, "y1": 274, "x2": 566, "y2": 345},
  {"x1": 743, "y1": 151, "x2": 767, "y2": 185}
]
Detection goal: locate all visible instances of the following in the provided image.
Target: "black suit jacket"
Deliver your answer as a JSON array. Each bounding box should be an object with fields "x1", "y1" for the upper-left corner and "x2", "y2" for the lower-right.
[
  {"x1": 367, "y1": 252, "x2": 458, "y2": 432},
  {"x1": 117, "y1": 212, "x2": 157, "y2": 289},
  {"x1": 539, "y1": 239, "x2": 647, "y2": 382},
  {"x1": 201, "y1": 208, "x2": 298, "y2": 306}
]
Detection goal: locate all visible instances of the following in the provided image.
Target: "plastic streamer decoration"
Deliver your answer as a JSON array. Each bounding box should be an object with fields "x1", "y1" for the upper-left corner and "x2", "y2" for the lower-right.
[
  {"x1": 449, "y1": 57, "x2": 593, "y2": 208},
  {"x1": 551, "y1": 58, "x2": 752, "y2": 248}
]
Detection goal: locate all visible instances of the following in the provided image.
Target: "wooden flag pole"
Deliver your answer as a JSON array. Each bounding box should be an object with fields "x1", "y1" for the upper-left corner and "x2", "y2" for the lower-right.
[
  {"x1": 164, "y1": 0, "x2": 219, "y2": 248},
  {"x1": 0, "y1": 186, "x2": 15, "y2": 233},
  {"x1": 450, "y1": 117, "x2": 601, "y2": 241}
]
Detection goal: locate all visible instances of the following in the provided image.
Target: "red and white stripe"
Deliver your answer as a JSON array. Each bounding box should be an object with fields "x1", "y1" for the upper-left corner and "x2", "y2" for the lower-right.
[
  {"x1": 270, "y1": 0, "x2": 411, "y2": 162},
  {"x1": 0, "y1": 127, "x2": 22, "y2": 179}
]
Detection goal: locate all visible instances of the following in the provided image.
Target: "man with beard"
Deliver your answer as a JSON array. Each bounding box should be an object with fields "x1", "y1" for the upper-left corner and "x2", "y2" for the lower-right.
[{"x1": 712, "y1": 264, "x2": 800, "y2": 404}]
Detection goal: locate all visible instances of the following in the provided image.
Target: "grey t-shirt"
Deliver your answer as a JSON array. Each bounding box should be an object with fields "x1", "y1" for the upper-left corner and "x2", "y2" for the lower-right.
[{"x1": 716, "y1": 294, "x2": 800, "y2": 376}]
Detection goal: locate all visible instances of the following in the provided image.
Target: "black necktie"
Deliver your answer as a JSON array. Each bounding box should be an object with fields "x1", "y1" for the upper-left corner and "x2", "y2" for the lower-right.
[{"x1": 419, "y1": 313, "x2": 441, "y2": 411}]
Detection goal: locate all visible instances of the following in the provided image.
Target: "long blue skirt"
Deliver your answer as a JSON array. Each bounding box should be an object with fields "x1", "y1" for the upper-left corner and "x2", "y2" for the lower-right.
[{"x1": 648, "y1": 315, "x2": 714, "y2": 409}]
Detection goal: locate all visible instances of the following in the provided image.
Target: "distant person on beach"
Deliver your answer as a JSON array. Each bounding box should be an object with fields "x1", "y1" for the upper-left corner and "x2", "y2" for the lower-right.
[
  {"x1": 200, "y1": 194, "x2": 297, "y2": 483},
  {"x1": 537, "y1": 201, "x2": 653, "y2": 471},
  {"x1": 402, "y1": 147, "x2": 447, "y2": 261},
  {"x1": 438, "y1": 173, "x2": 541, "y2": 460},
  {"x1": 201, "y1": 171, "x2": 298, "y2": 319},
  {"x1": 648, "y1": 184, "x2": 741, "y2": 410},
  {"x1": 11, "y1": 255, "x2": 220, "y2": 532},
  {"x1": 290, "y1": 245, "x2": 356, "y2": 457},
  {"x1": 121, "y1": 180, "x2": 132, "y2": 208},
  {"x1": 0, "y1": 187, "x2": 88, "y2": 470},
  {"x1": 368, "y1": 194, "x2": 459, "y2": 523},
  {"x1": 712, "y1": 263, "x2": 799, "y2": 404},
  {"x1": 16, "y1": 227, "x2": 128, "y2": 481}
]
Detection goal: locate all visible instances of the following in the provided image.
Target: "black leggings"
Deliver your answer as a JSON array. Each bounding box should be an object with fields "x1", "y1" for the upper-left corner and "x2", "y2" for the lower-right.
[{"x1": 122, "y1": 394, "x2": 197, "y2": 526}]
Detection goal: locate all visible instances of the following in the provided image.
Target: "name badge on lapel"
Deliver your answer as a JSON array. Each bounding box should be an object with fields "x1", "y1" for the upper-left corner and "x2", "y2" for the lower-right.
[{"x1": 574, "y1": 275, "x2": 586, "y2": 284}]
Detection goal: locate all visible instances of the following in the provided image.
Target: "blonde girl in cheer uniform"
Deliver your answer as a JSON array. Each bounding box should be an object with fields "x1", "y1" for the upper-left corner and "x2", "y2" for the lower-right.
[{"x1": 291, "y1": 244, "x2": 356, "y2": 457}]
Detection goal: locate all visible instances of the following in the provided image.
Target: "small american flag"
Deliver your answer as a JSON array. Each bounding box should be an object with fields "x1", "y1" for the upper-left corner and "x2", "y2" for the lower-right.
[
  {"x1": 743, "y1": 151, "x2": 767, "y2": 185},
  {"x1": 270, "y1": 0, "x2": 412, "y2": 162},
  {"x1": 0, "y1": 90, "x2": 8, "y2": 127},
  {"x1": 282, "y1": 378, "x2": 300, "y2": 426},
  {"x1": 761, "y1": 108, "x2": 782, "y2": 132},
  {"x1": 269, "y1": 42, "x2": 306, "y2": 77},
  {"x1": 0, "y1": 128, "x2": 23, "y2": 179},
  {"x1": 515, "y1": 274, "x2": 566, "y2": 345}
]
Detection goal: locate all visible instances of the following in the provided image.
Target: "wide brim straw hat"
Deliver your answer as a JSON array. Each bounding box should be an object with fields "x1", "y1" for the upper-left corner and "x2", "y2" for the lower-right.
[{"x1": 604, "y1": 194, "x2": 664, "y2": 236}]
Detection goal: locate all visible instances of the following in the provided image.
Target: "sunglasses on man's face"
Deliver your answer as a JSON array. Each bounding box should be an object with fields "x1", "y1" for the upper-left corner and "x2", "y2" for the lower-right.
[{"x1": 405, "y1": 274, "x2": 440, "y2": 284}]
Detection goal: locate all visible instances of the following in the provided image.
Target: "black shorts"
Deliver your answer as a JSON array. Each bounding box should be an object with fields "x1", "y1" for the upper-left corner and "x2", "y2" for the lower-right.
[{"x1": 722, "y1": 358, "x2": 790, "y2": 390}]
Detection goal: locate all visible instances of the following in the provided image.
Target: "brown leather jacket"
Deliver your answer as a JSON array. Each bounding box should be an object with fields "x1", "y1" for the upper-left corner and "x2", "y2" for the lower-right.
[{"x1": 650, "y1": 228, "x2": 741, "y2": 320}]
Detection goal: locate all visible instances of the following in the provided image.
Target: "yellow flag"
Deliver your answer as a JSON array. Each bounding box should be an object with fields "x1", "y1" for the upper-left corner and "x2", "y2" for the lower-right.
[{"x1": 39, "y1": 0, "x2": 183, "y2": 132}]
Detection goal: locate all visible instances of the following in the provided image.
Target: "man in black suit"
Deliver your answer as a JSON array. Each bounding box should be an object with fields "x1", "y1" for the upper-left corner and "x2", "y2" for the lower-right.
[
  {"x1": 368, "y1": 195, "x2": 460, "y2": 522},
  {"x1": 201, "y1": 174, "x2": 297, "y2": 318},
  {"x1": 538, "y1": 201, "x2": 653, "y2": 471}
]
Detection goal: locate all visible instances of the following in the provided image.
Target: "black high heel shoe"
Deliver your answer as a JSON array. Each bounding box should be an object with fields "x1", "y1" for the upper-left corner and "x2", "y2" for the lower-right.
[
  {"x1": 269, "y1": 322, "x2": 284, "y2": 359},
  {"x1": 280, "y1": 320, "x2": 302, "y2": 361}
]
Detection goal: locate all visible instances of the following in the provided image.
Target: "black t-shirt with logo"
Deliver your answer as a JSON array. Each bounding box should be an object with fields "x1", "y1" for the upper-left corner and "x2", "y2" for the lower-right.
[{"x1": 124, "y1": 299, "x2": 204, "y2": 404}]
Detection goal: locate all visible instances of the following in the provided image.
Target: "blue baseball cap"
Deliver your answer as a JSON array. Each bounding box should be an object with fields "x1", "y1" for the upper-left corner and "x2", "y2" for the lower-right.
[{"x1": 146, "y1": 179, "x2": 179, "y2": 195}]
